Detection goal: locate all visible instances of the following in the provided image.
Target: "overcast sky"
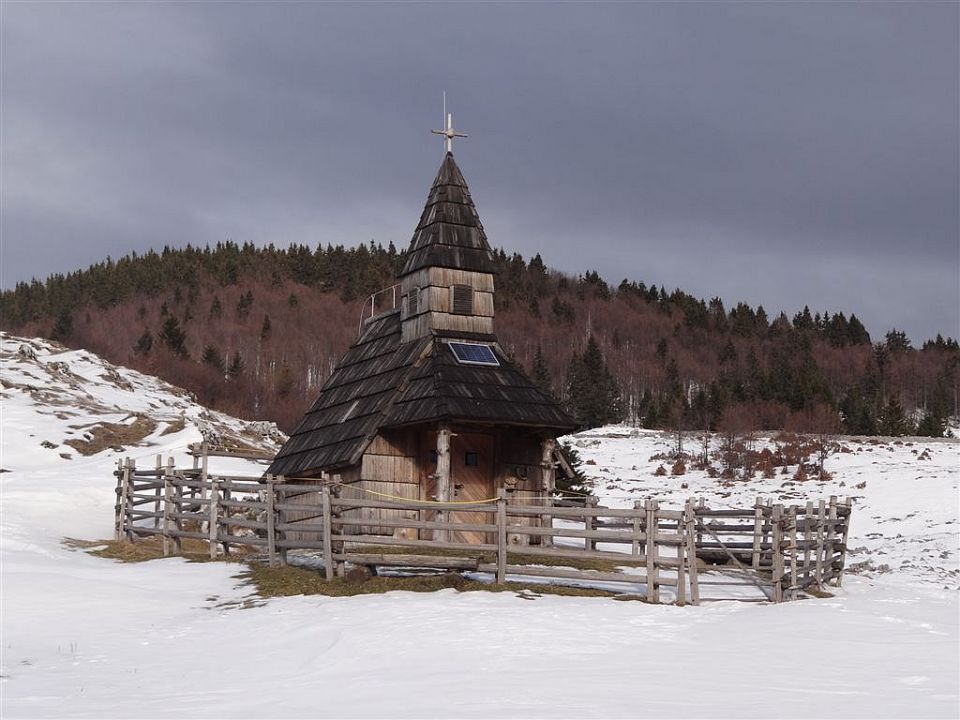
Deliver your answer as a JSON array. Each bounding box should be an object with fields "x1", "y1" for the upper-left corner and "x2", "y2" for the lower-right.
[{"x1": 2, "y1": 2, "x2": 957, "y2": 343}]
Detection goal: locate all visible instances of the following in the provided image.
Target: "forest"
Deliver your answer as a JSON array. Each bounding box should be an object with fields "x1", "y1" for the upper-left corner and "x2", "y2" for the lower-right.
[{"x1": 2, "y1": 241, "x2": 956, "y2": 436}]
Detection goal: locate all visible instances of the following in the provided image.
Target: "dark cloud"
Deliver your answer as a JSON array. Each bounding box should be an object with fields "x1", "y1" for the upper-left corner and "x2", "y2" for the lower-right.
[{"x1": 2, "y1": 2, "x2": 957, "y2": 342}]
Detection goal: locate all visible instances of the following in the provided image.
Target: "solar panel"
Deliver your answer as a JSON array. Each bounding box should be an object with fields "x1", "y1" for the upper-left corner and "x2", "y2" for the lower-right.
[{"x1": 449, "y1": 342, "x2": 500, "y2": 366}]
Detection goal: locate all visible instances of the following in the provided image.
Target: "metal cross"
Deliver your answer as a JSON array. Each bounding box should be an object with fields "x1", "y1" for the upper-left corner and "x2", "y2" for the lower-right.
[{"x1": 431, "y1": 110, "x2": 467, "y2": 154}]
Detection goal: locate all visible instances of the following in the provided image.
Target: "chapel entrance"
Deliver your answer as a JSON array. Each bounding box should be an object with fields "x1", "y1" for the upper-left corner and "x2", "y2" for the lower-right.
[
  {"x1": 420, "y1": 430, "x2": 495, "y2": 544},
  {"x1": 449, "y1": 432, "x2": 495, "y2": 544}
]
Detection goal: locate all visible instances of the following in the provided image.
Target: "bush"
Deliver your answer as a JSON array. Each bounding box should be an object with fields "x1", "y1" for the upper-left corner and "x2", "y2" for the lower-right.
[
  {"x1": 654, "y1": 464, "x2": 667, "y2": 476},
  {"x1": 670, "y1": 459, "x2": 686, "y2": 476}
]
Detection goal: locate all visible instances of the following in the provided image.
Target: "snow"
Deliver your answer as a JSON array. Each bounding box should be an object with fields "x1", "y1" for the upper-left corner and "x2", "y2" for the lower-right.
[{"x1": 2, "y1": 335, "x2": 958, "y2": 718}]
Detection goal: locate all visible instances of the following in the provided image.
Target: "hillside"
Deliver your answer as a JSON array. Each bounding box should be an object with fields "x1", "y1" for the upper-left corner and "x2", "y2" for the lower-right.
[
  {"x1": 1, "y1": 333, "x2": 957, "y2": 717},
  {"x1": 2, "y1": 242, "x2": 957, "y2": 433}
]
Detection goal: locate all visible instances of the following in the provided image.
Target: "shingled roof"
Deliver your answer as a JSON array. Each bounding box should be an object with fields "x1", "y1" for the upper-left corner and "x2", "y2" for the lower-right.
[
  {"x1": 268, "y1": 151, "x2": 575, "y2": 478},
  {"x1": 399, "y1": 152, "x2": 497, "y2": 276},
  {"x1": 267, "y1": 311, "x2": 575, "y2": 477}
]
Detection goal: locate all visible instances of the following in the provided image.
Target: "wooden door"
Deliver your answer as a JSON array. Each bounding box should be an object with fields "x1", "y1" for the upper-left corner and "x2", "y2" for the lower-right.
[{"x1": 450, "y1": 432, "x2": 495, "y2": 544}]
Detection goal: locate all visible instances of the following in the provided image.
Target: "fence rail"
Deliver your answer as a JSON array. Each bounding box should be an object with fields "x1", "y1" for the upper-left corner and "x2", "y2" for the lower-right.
[{"x1": 113, "y1": 456, "x2": 852, "y2": 605}]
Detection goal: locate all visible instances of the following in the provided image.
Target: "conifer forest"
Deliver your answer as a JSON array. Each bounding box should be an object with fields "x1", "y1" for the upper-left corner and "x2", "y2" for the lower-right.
[{"x1": 2, "y1": 241, "x2": 956, "y2": 435}]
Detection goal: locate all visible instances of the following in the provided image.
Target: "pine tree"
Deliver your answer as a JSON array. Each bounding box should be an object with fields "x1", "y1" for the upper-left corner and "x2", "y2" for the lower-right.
[
  {"x1": 134, "y1": 329, "x2": 153, "y2": 356},
  {"x1": 566, "y1": 335, "x2": 622, "y2": 428},
  {"x1": 878, "y1": 397, "x2": 911, "y2": 436},
  {"x1": 51, "y1": 309, "x2": 73, "y2": 340},
  {"x1": 227, "y1": 351, "x2": 245, "y2": 378},
  {"x1": 158, "y1": 315, "x2": 188, "y2": 358},
  {"x1": 260, "y1": 314, "x2": 272, "y2": 342},
  {"x1": 201, "y1": 345, "x2": 225, "y2": 373},
  {"x1": 531, "y1": 346, "x2": 552, "y2": 396}
]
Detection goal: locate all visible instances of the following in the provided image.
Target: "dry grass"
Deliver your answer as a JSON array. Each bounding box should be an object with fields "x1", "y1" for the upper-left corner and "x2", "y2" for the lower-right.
[
  {"x1": 242, "y1": 564, "x2": 624, "y2": 600},
  {"x1": 353, "y1": 544, "x2": 645, "y2": 573},
  {"x1": 63, "y1": 536, "x2": 254, "y2": 563},
  {"x1": 160, "y1": 417, "x2": 187, "y2": 436},
  {"x1": 64, "y1": 415, "x2": 157, "y2": 455},
  {"x1": 66, "y1": 538, "x2": 638, "y2": 600}
]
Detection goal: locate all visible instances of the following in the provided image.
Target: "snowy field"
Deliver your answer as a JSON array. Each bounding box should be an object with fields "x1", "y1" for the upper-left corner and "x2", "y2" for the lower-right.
[{"x1": 2, "y1": 334, "x2": 958, "y2": 719}]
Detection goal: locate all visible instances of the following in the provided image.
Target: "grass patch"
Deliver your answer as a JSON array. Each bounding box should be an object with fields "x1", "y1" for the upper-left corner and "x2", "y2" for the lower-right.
[
  {"x1": 241, "y1": 563, "x2": 623, "y2": 600},
  {"x1": 350, "y1": 543, "x2": 644, "y2": 573},
  {"x1": 160, "y1": 417, "x2": 187, "y2": 436},
  {"x1": 64, "y1": 415, "x2": 157, "y2": 455},
  {"x1": 63, "y1": 536, "x2": 253, "y2": 563}
]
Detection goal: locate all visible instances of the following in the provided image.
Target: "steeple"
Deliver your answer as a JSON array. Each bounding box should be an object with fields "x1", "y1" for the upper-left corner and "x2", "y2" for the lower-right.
[
  {"x1": 399, "y1": 152, "x2": 496, "y2": 277},
  {"x1": 399, "y1": 151, "x2": 496, "y2": 343}
]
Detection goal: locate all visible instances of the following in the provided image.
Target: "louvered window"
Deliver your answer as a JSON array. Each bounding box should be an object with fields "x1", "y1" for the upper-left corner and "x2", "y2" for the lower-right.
[
  {"x1": 451, "y1": 284, "x2": 473, "y2": 315},
  {"x1": 406, "y1": 288, "x2": 420, "y2": 316}
]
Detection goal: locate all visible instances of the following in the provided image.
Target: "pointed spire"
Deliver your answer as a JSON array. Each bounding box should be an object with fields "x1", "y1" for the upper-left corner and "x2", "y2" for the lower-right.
[{"x1": 399, "y1": 153, "x2": 496, "y2": 276}]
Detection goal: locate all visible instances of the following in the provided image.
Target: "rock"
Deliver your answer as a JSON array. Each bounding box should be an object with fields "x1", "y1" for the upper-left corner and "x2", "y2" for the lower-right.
[
  {"x1": 17, "y1": 344, "x2": 37, "y2": 360},
  {"x1": 344, "y1": 565, "x2": 374, "y2": 583}
]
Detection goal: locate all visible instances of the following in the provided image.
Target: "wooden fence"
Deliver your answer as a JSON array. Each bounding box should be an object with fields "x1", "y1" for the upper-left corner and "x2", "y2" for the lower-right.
[{"x1": 113, "y1": 457, "x2": 852, "y2": 605}]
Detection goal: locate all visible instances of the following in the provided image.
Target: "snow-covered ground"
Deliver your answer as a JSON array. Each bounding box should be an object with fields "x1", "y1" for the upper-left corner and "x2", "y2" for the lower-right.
[{"x1": 2, "y1": 334, "x2": 958, "y2": 718}]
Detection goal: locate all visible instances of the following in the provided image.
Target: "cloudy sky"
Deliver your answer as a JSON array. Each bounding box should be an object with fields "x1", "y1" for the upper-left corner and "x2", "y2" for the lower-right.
[{"x1": 3, "y1": 2, "x2": 957, "y2": 342}]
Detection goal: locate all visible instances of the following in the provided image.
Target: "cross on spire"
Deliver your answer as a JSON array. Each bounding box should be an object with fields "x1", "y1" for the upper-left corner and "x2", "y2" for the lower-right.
[{"x1": 431, "y1": 106, "x2": 467, "y2": 154}]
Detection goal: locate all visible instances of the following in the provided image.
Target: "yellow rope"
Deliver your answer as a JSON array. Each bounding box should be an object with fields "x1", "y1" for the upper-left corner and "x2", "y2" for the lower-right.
[{"x1": 346, "y1": 484, "x2": 499, "y2": 505}]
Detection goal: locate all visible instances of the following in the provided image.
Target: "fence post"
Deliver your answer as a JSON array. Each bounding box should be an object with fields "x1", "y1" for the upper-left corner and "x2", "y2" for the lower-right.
[
  {"x1": 771, "y1": 504, "x2": 784, "y2": 603},
  {"x1": 114, "y1": 459, "x2": 125, "y2": 541},
  {"x1": 676, "y1": 508, "x2": 687, "y2": 608},
  {"x1": 803, "y1": 500, "x2": 813, "y2": 587},
  {"x1": 321, "y1": 484, "x2": 334, "y2": 581},
  {"x1": 836, "y1": 498, "x2": 852, "y2": 587},
  {"x1": 696, "y1": 497, "x2": 706, "y2": 547},
  {"x1": 684, "y1": 498, "x2": 700, "y2": 606},
  {"x1": 827, "y1": 496, "x2": 838, "y2": 585},
  {"x1": 162, "y1": 458, "x2": 173, "y2": 556},
  {"x1": 645, "y1": 499, "x2": 659, "y2": 603},
  {"x1": 200, "y1": 441, "x2": 209, "y2": 502},
  {"x1": 153, "y1": 455, "x2": 162, "y2": 531},
  {"x1": 170, "y1": 458, "x2": 182, "y2": 554},
  {"x1": 266, "y1": 474, "x2": 278, "y2": 568},
  {"x1": 220, "y1": 481, "x2": 232, "y2": 557},
  {"x1": 815, "y1": 499, "x2": 826, "y2": 589},
  {"x1": 751, "y1": 496, "x2": 763, "y2": 569},
  {"x1": 277, "y1": 476, "x2": 288, "y2": 567},
  {"x1": 761, "y1": 499, "x2": 772, "y2": 569},
  {"x1": 496, "y1": 489, "x2": 507, "y2": 584},
  {"x1": 632, "y1": 500, "x2": 643, "y2": 556},
  {"x1": 125, "y1": 458, "x2": 135, "y2": 542},
  {"x1": 788, "y1": 505, "x2": 799, "y2": 600},
  {"x1": 332, "y1": 477, "x2": 345, "y2": 577},
  {"x1": 208, "y1": 476, "x2": 220, "y2": 560},
  {"x1": 584, "y1": 496, "x2": 598, "y2": 552}
]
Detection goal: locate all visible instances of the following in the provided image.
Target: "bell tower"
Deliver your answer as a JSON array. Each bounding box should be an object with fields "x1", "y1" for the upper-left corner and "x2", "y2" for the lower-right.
[{"x1": 399, "y1": 115, "x2": 496, "y2": 344}]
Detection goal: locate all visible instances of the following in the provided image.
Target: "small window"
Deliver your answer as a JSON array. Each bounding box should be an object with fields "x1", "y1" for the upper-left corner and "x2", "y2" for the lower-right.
[
  {"x1": 407, "y1": 288, "x2": 420, "y2": 316},
  {"x1": 465, "y1": 452, "x2": 479, "y2": 467},
  {"x1": 451, "y1": 284, "x2": 473, "y2": 315}
]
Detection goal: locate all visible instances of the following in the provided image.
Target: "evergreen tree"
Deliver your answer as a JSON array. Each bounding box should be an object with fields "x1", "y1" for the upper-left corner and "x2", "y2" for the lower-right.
[
  {"x1": 916, "y1": 379, "x2": 949, "y2": 437},
  {"x1": 134, "y1": 329, "x2": 153, "y2": 356},
  {"x1": 51, "y1": 309, "x2": 73, "y2": 340},
  {"x1": 158, "y1": 315, "x2": 188, "y2": 358},
  {"x1": 227, "y1": 351, "x2": 245, "y2": 377},
  {"x1": 260, "y1": 314, "x2": 272, "y2": 342},
  {"x1": 878, "y1": 397, "x2": 911, "y2": 436},
  {"x1": 201, "y1": 345, "x2": 225, "y2": 373},
  {"x1": 566, "y1": 335, "x2": 622, "y2": 428},
  {"x1": 554, "y1": 441, "x2": 590, "y2": 496},
  {"x1": 531, "y1": 346, "x2": 552, "y2": 396}
]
